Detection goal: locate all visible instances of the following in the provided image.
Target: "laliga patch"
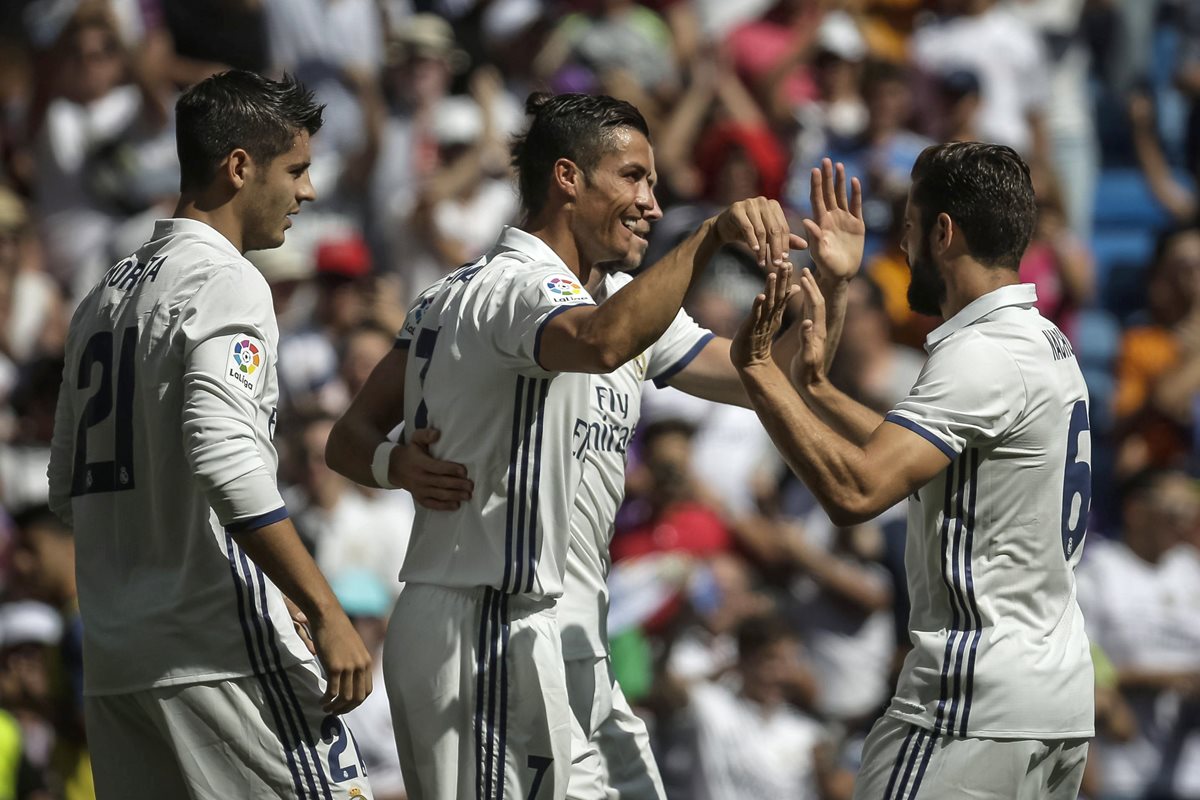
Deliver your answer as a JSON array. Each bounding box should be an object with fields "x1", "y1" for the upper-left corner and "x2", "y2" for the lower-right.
[
  {"x1": 225, "y1": 334, "x2": 266, "y2": 395},
  {"x1": 403, "y1": 294, "x2": 434, "y2": 338},
  {"x1": 541, "y1": 274, "x2": 587, "y2": 305}
]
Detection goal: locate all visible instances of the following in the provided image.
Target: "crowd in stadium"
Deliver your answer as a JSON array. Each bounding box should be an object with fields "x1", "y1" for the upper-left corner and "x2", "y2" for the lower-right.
[{"x1": 0, "y1": 0, "x2": 1197, "y2": 798}]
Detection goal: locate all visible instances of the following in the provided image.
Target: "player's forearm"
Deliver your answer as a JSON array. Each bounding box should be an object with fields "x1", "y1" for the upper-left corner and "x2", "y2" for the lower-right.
[
  {"x1": 232, "y1": 518, "x2": 343, "y2": 623},
  {"x1": 577, "y1": 219, "x2": 720, "y2": 370},
  {"x1": 801, "y1": 379, "x2": 885, "y2": 447},
  {"x1": 738, "y1": 361, "x2": 882, "y2": 525},
  {"x1": 327, "y1": 409, "x2": 392, "y2": 488},
  {"x1": 817, "y1": 275, "x2": 850, "y2": 371}
]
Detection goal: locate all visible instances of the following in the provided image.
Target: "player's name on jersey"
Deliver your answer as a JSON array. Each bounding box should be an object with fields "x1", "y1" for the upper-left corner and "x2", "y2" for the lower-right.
[{"x1": 102, "y1": 255, "x2": 166, "y2": 292}]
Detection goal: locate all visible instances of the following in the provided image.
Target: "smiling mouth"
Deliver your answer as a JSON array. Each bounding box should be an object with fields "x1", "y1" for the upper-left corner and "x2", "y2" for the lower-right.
[{"x1": 621, "y1": 219, "x2": 649, "y2": 241}]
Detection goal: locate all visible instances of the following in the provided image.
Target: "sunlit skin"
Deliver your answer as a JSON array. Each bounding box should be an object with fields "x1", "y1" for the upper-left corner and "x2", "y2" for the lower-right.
[
  {"x1": 566, "y1": 128, "x2": 659, "y2": 283},
  {"x1": 241, "y1": 129, "x2": 317, "y2": 252}
]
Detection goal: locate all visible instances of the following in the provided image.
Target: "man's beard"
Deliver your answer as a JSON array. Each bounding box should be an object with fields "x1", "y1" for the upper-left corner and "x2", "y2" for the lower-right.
[{"x1": 906, "y1": 235, "x2": 945, "y2": 317}]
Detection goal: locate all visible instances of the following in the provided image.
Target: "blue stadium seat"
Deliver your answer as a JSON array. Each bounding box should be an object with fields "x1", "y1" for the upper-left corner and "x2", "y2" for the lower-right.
[{"x1": 1092, "y1": 168, "x2": 1173, "y2": 230}]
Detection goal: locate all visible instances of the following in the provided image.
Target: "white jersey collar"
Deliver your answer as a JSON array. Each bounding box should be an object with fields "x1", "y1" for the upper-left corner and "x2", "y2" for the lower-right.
[
  {"x1": 151, "y1": 218, "x2": 243, "y2": 261},
  {"x1": 496, "y1": 226, "x2": 574, "y2": 273},
  {"x1": 924, "y1": 282, "x2": 1038, "y2": 353}
]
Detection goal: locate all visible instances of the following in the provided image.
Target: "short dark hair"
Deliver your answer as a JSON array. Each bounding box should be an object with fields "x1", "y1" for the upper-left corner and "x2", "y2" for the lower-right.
[
  {"x1": 910, "y1": 141, "x2": 1036, "y2": 271},
  {"x1": 510, "y1": 92, "x2": 650, "y2": 219},
  {"x1": 175, "y1": 70, "x2": 324, "y2": 191},
  {"x1": 736, "y1": 612, "x2": 795, "y2": 661}
]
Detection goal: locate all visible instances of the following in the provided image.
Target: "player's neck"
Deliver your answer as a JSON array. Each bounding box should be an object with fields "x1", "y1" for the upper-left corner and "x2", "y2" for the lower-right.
[
  {"x1": 523, "y1": 213, "x2": 588, "y2": 283},
  {"x1": 173, "y1": 196, "x2": 246, "y2": 253},
  {"x1": 939, "y1": 257, "x2": 1020, "y2": 319}
]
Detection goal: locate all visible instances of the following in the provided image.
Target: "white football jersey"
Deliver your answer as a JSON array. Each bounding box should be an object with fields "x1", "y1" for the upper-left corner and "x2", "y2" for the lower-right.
[
  {"x1": 558, "y1": 269, "x2": 712, "y2": 659},
  {"x1": 884, "y1": 283, "x2": 1094, "y2": 739},
  {"x1": 47, "y1": 218, "x2": 311, "y2": 695},
  {"x1": 394, "y1": 227, "x2": 595, "y2": 599}
]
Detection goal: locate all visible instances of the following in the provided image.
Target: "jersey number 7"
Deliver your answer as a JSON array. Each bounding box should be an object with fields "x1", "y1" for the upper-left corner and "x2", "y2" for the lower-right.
[{"x1": 71, "y1": 326, "x2": 138, "y2": 497}]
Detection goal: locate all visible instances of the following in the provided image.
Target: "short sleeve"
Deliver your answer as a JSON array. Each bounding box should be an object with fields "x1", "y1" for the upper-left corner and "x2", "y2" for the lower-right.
[
  {"x1": 488, "y1": 263, "x2": 595, "y2": 371},
  {"x1": 886, "y1": 330, "x2": 1025, "y2": 458},
  {"x1": 396, "y1": 278, "x2": 446, "y2": 350},
  {"x1": 647, "y1": 307, "x2": 714, "y2": 388},
  {"x1": 178, "y1": 264, "x2": 285, "y2": 529}
]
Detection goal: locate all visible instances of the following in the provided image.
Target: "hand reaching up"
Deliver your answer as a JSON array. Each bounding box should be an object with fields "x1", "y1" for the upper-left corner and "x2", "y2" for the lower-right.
[
  {"x1": 731, "y1": 262, "x2": 797, "y2": 370},
  {"x1": 803, "y1": 158, "x2": 865, "y2": 283}
]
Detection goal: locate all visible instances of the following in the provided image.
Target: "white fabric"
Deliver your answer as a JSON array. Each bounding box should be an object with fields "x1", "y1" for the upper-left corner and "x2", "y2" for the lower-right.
[
  {"x1": 688, "y1": 680, "x2": 824, "y2": 800},
  {"x1": 48, "y1": 218, "x2": 311, "y2": 695},
  {"x1": 559, "y1": 269, "x2": 711, "y2": 660},
  {"x1": 565, "y1": 655, "x2": 666, "y2": 800},
  {"x1": 1076, "y1": 540, "x2": 1200, "y2": 797},
  {"x1": 910, "y1": 6, "x2": 1049, "y2": 154},
  {"x1": 884, "y1": 283, "x2": 1094, "y2": 739},
  {"x1": 852, "y1": 713, "x2": 1088, "y2": 800},
  {"x1": 343, "y1": 657, "x2": 406, "y2": 797},
  {"x1": 85, "y1": 661, "x2": 372, "y2": 799},
  {"x1": 384, "y1": 583, "x2": 572, "y2": 800},
  {"x1": 787, "y1": 508, "x2": 895, "y2": 722},
  {"x1": 393, "y1": 226, "x2": 594, "y2": 599}
]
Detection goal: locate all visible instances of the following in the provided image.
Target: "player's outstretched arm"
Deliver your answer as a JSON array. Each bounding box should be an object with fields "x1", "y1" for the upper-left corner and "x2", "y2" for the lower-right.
[
  {"x1": 732, "y1": 268, "x2": 950, "y2": 525},
  {"x1": 538, "y1": 197, "x2": 806, "y2": 374},
  {"x1": 232, "y1": 519, "x2": 372, "y2": 714},
  {"x1": 326, "y1": 347, "x2": 473, "y2": 510}
]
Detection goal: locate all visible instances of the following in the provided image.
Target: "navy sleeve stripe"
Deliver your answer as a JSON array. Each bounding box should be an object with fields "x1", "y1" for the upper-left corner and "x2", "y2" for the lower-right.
[
  {"x1": 884, "y1": 413, "x2": 957, "y2": 460},
  {"x1": 225, "y1": 505, "x2": 290, "y2": 534},
  {"x1": 652, "y1": 332, "x2": 716, "y2": 388},
  {"x1": 533, "y1": 303, "x2": 592, "y2": 370}
]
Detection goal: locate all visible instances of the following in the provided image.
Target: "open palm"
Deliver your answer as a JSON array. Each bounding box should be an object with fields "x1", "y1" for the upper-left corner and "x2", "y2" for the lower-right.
[{"x1": 802, "y1": 158, "x2": 865, "y2": 282}]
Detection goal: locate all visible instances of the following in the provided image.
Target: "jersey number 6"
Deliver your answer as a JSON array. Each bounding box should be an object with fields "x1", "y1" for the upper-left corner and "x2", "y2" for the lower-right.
[{"x1": 1060, "y1": 400, "x2": 1091, "y2": 560}]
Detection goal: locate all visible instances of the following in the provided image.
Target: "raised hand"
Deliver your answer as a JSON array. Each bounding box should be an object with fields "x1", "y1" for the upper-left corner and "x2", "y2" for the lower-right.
[
  {"x1": 802, "y1": 158, "x2": 865, "y2": 282},
  {"x1": 392, "y1": 428, "x2": 474, "y2": 510},
  {"x1": 714, "y1": 196, "x2": 808, "y2": 268},
  {"x1": 789, "y1": 267, "x2": 829, "y2": 390},
  {"x1": 731, "y1": 262, "x2": 797, "y2": 370}
]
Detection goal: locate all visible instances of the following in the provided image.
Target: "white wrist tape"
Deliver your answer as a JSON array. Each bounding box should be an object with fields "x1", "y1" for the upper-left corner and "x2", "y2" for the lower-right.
[{"x1": 371, "y1": 441, "x2": 400, "y2": 489}]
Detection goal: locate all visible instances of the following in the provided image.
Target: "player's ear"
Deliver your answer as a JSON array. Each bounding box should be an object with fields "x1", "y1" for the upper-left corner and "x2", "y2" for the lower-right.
[
  {"x1": 224, "y1": 148, "x2": 252, "y2": 190},
  {"x1": 552, "y1": 158, "x2": 581, "y2": 205},
  {"x1": 934, "y1": 211, "x2": 954, "y2": 258}
]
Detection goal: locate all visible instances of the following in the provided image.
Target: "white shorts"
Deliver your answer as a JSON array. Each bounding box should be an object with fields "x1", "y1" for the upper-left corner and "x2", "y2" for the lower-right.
[
  {"x1": 384, "y1": 584, "x2": 572, "y2": 800},
  {"x1": 852, "y1": 714, "x2": 1089, "y2": 800},
  {"x1": 565, "y1": 655, "x2": 666, "y2": 800},
  {"x1": 85, "y1": 661, "x2": 372, "y2": 800}
]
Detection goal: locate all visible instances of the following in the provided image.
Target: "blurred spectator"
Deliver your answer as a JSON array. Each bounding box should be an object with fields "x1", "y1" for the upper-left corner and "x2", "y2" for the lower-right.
[
  {"x1": 790, "y1": 12, "x2": 869, "y2": 176},
  {"x1": 1077, "y1": 468, "x2": 1200, "y2": 799},
  {"x1": 0, "y1": 358, "x2": 62, "y2": 512},
  {"x1": 287, "y1": 415, "x2": 413, "y2": 598},
  {"x1": 534, "y1": 0, "x2": 678, "y2": 101},
  {"x1": 334, "y1": 570, "x2": 406, "y2": 800},
  {"x1": 277, "y1": 234, "x2": 372, "y2": 416},
  {"x1": 684, "y1": 612, "x2": 851, "y2": 800},
  {"x1": 723, "y1": 0, "x2": 823, "y2": 128},
  {"x1": 1019, "y1": 163, "x2": 1095, "y2": 340},
  {"x1": 1113, "y1": 226, "x2": 1200, "y2": 476},
  {"x1": 32, "y1": 2, "x2": 176, "y2": 300},
  {"x1": 8, "y1": 505, "x2": 89, "y2": 800},
  {"x1": 910, "y1": 0, "x2": 1049, "y2": 161},
  {"x1": 1129, "y1": 91, "x2": 1199, "y2": 225},
  {"x1": 614, "y1": 419, "x2": 734, "y2": 564},
  {"x1": 0, "y1": 190, "x2": 64, "y2": 417},
  {"x1": 825, "y1": 275, "x2": 924, "y2": 412},
  {"x1": 1009, "y1": 0, "x2": 1098, "y2": 237}
]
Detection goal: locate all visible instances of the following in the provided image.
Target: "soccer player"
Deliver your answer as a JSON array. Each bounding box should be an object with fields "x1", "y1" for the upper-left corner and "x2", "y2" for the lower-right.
[
  {"x1": 730, "y1": 141, "x2": 1094, "y2": 799},
  {"x1": 559, "y1": 159, "x2": 863, "y2": 800},
  {"x1": 46, "y1": 71, "x2": 374, "y2": 800},
  {"x1": 324, "y1": 92, "x2": 803, "y2": 800}
]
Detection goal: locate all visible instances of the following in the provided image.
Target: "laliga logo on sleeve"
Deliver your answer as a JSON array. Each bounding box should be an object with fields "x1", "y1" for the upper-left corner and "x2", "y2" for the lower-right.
[
  {"x1": 226, "y1": 334, "x2": 266, "y2": 395},
  {"x1": 541, "y1": 274, "x2": 586, "y2": 305}
]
